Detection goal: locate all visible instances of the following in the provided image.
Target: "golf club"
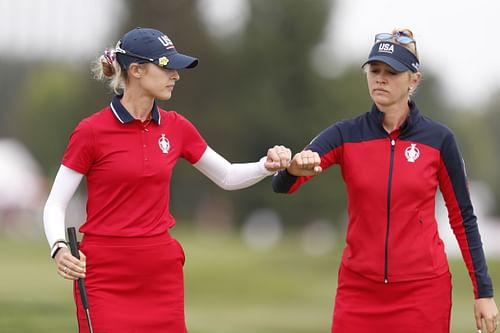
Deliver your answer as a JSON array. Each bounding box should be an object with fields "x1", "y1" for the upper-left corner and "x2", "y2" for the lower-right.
[{"x1": 67, "y1": 227, "x2": 94, "y2": 333}]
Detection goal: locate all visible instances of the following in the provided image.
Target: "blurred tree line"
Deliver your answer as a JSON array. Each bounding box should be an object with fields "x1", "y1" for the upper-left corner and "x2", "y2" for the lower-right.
[{"x1": 2, "y1": 0, "x2": 500, "y2": 228}]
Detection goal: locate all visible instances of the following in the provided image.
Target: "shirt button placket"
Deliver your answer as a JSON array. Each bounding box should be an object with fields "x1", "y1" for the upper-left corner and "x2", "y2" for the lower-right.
[{"x1": 141, "y1": 127, "x2": 149, "y2": 168}]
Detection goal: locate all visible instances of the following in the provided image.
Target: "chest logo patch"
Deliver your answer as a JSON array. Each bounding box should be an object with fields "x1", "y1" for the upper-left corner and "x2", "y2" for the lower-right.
[
  {"x1": 158, "y1": 134, "x2": 170, "y2": 154},
  {"x1": 404, "y1": 143, "x2": 420, "y2": 162}
]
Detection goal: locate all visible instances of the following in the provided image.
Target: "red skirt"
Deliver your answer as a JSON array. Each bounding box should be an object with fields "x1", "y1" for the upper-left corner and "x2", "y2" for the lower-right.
[
  {"x1": 332, "y1": 265, "x2": 452, "y2": 333},
  {"x1": 74, "y1": 232, "x2": 187, "y2": 333}
]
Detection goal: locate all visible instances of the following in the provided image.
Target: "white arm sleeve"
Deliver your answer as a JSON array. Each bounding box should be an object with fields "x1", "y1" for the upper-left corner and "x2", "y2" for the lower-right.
[
  {"x1": 43, "y1": 165, "x2": 84, "y2": 248},
  {"x1": 193, "y1": 146, "x2": 274, "y2": 190}
]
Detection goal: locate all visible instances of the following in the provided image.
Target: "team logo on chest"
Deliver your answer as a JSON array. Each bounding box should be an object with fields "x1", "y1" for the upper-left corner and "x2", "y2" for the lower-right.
[
  {"x1": 158, "y1": 134, "x2": 170, "y2": 154},
  {"x1": 404, "y1": 143, "x2": 420, "y2": 162}
]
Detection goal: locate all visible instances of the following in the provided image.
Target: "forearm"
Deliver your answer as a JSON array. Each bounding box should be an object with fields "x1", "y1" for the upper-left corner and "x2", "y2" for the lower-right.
[
  {"x1": 439, "y1": 134, "x2": 493, "y2": 298},
  {"x1": 193, "y1": 147, "x2": 274, "y2": 190},
  {"x1": 43, "y1": 165, "x2": 83, "y2": 247}
]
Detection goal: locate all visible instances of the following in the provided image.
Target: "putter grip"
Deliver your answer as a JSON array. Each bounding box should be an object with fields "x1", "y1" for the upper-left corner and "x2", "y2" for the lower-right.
[
  {"x1": 67, "y1": 227, "x2": 80, "y2": 259},
  {"x1": 66, "y1": 227, "x2": 90, "y2": 310}
]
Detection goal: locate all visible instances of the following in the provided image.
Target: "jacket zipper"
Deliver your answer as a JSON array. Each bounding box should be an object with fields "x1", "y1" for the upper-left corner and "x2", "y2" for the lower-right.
[{"x1": 384, "y1": 138, "x2": 396, "y2": 283}]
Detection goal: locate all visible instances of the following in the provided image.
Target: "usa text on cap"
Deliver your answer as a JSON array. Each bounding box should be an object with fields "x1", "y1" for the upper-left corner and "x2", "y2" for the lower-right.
[
  {"x1": 115, "y1": 27, "x2": 198, "y2": 71},
  {"x1": 362, "y1": 41, "x2": 419, "y2": 73}
]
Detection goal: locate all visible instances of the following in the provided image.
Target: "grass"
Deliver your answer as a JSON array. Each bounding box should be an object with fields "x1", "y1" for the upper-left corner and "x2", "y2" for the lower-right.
[{"x1": 0, "y1": 227, "x2": 498, "y2": 332}]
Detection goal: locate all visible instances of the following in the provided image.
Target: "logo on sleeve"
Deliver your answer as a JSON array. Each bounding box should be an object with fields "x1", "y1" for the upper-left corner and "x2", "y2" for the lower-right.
[
  {"x1": 404, "y1": 143, "x2": 420, "y2": 162},
  {"x1": 158, "y1": 134, "x2": 170, "y2": 154}
]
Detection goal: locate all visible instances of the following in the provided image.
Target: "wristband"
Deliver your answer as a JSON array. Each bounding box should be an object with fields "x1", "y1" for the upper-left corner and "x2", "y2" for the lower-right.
[{"x1": 50, "y1": 240, "x2": 68, "y2": 258}]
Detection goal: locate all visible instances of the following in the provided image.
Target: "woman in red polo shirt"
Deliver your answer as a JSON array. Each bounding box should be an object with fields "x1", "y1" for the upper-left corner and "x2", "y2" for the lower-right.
[{"x1": 43, "y1": 27, "x2": 291, "y2": 333}]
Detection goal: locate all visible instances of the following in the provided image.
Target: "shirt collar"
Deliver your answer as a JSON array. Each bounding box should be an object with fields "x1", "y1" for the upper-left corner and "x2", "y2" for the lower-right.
[{"x1": 110, "y1": 95, "x2": 161, "y2": 124}]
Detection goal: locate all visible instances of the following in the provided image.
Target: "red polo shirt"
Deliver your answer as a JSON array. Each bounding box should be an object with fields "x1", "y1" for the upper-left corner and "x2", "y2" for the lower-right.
[{"x1": 62, "y1": 96, "x2": 207, "y2": 237}]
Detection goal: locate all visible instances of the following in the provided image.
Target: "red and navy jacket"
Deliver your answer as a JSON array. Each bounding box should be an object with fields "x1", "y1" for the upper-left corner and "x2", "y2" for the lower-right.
[{"x1": 273, "y1": 101, "x2": 493, "y2": 298}]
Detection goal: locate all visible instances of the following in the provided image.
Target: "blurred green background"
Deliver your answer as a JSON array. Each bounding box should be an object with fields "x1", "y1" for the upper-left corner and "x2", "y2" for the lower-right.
[
  {"x1": 1, "y1": 228, "x2": 499, "y2": 332},
  {"x1": 1, "y1": 0, "x2": 500, "y2": 332}
]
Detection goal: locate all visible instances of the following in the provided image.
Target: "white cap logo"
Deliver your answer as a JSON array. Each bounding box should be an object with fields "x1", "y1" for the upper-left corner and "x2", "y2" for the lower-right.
[
  {"x1": 378, "y1": 43, "x2": 395, "y2": 54},
  {"x1": 158, "y1": 35, "x2": 174, "y2": 49}
]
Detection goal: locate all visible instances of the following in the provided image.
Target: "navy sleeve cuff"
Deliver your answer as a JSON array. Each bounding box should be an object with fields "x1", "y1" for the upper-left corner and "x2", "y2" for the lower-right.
[{"x1": 272, "y1": 169, "x2": 297, "y2": 193}]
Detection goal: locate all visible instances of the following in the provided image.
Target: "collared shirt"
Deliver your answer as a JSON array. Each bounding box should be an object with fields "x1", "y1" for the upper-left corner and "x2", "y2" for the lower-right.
[
  {"x1": 62, "y1": 96, "x2": 207, "y2": 237},
  {"x1": 110, "y1": 95, "x2": 161, "y2": 124}
]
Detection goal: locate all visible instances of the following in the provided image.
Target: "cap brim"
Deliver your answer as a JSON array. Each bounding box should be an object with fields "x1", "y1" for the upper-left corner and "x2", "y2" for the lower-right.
[
  {"x1": 362, "y1": 56, "x2": 408, "y2": 72},
  {"x1": 164, "y1": 52, "x2": 198, "y2": 69}
]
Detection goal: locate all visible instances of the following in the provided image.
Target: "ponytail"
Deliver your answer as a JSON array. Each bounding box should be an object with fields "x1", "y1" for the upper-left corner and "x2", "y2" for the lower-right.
[{"x1": 91, "y1": 48, "x2": 127, "y2": 95}]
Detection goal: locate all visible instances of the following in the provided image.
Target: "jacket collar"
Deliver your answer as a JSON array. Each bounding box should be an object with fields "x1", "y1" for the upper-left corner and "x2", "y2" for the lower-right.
[{"x1": 369, "y1": 99, "x2": 421, "y2": 135}]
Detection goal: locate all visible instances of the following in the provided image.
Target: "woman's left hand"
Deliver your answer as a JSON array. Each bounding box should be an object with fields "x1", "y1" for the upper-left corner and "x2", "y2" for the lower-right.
[
  {"x1": 475, "y1": 297, "x2": 499, "y2": 333},
  {"x1": 265, "y1": 145, "x2": 291, "y2": 171}
]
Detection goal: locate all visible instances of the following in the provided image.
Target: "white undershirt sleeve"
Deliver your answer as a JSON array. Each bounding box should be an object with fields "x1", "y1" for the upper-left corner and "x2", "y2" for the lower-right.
[
  {"x1": 43, "y1": 165, "x2": 84, "y2": 248},
  {"x1": 193, "y1": 146, "x2": 274, "y2": 190},
  {"x1": 44, "y1": 149, "x2": 272, "y2": 247}
]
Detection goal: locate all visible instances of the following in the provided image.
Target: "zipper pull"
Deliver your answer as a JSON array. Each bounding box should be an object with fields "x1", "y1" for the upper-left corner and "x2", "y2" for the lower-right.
[
  {"x1": 384, "y1": 279, "x2": 388, "y2": 284},
  {"x1": 391, "y1": 139, "x2": 395, "y2": 146}
]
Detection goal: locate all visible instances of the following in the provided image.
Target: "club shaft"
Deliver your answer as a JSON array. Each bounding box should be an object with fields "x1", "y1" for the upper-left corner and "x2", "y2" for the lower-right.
[
  {"x1": 67, "y1": 227, "x2": 94, "y2": 332},
  {"x1": 85, "y1": 309, "x2": 94, "y2": 333},
  {"x1": 77, "y1": 279, "x2": 90, "y2": 310}
]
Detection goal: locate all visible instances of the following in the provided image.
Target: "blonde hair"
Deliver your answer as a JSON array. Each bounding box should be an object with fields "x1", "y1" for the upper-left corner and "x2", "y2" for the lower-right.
[
  {"x1": 393, "y1": 28, "x2": 421, "y2": 96},
  {"x1": 392, "y1": 27, "x2": 419, "y2": 60},
  {"x1": 90, "y1": 48, "x2": 127, "y2": 95}
]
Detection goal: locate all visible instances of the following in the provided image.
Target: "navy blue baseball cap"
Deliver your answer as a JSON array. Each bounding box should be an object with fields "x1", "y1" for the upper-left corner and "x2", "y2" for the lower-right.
[
  {"x1": 115, "y1": 27, "x2": 198, "y2": 71},
  {"x1": 362, "y1": 41, "x2": 420, "y2": 73}
]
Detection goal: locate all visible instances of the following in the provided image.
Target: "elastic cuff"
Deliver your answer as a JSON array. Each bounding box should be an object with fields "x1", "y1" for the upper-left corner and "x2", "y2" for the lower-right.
[
  {"x1": 50, "y1": 240, "x2": 68, "y2": 258},
  {"x1": 259, "y1": 156, "x2": 275, "y2": 176}
]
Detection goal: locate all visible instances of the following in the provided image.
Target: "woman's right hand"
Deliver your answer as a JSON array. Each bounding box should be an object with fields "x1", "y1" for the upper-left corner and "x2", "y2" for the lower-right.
[
  {"x1": 265, "y1": 145, "x2": 292, "y2": 171},
  {"x1": 54, "y1": 247, "x2": 86, "y2": 280},
  {"x1": 287, "y1": 150, "x2": 322, "y2": 176}
]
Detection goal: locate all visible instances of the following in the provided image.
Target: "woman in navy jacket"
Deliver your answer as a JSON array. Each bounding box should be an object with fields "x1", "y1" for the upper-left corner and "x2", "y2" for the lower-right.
[{"x1": 273, "y1": 28, "x2": 498, "y2": 333}]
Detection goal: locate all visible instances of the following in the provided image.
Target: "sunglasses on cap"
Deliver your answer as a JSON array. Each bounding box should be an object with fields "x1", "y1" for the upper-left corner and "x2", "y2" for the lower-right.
[
  {"x1": 115, "y1": 41, "x2": 154, "y2": 63},
  {"x1": 374, "y1": 32, "x2": 415, "y2": 45}
]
